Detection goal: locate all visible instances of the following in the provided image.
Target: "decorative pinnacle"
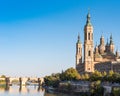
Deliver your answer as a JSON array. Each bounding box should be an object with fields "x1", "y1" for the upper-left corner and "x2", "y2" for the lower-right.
[
  {"x1": 86, "y1": 9, "x2": 92, "y2": 26},
  {"x1": 101, "y1": 31, "x2": 104, "y2": 38},
  {"x1": 78, "y1": 33, "x2": 80, "y2": 40},
  {"x1": 110, "y1": 34, "x2": 114, "y2": 45},
  {"x1": 87, "y1": 8, "x2": 90, "y2": 18},
  {"x1": 77, "y1": 33, "x2": 81, "y2": 43},
  {"x1": 110, "y1": 34, "x2": 112, "y2": 39}
]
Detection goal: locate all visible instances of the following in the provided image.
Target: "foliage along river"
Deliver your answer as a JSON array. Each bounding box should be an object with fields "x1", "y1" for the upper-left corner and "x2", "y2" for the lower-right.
[{"x1": 0, "y1": 86, "x2": 75, "y2": 96}]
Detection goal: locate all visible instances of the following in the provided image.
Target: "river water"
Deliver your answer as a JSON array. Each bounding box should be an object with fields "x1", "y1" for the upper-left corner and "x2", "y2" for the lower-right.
[{"x1": 0, "y1": 86, "x2": 74, "y2": 96}]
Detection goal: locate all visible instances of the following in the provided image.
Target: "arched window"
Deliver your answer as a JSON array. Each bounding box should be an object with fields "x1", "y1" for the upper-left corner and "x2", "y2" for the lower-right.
[
  {"x1": 88, "y1": 33, "x2": 90, "y2": 40},
  {"x1": 88, "y1": 51, "x2": 91, "y2": 56}
]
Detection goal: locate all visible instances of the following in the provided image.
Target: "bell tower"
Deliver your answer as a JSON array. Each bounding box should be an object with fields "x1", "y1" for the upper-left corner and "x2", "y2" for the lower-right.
[
  {"x1": 76, "y1": 34, "x2": 82, "y2": 66},
  {"x1": 84, "y1": 12, "x2": 94, "y2": 72}
]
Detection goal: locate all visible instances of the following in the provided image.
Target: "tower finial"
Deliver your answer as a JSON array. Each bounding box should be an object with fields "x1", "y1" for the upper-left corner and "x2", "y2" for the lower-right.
[
  {"x1": 110, "y1": 33, "x2": 113, "y2": 45},
  {"x1": 110, "y1": 33, "x2": 112, "y2": 39},
  {"x1": 86, "y1": 9, "x2": 92, "y2": 26},
  {"x1": 77, "y1": 32, "x2": 81, "y2": 43}
]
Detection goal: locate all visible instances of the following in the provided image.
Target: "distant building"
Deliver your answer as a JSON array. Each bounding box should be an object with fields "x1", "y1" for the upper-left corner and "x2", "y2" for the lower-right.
[{"x1": 76, "y1": 12, "x2": 120, "y2": 74}]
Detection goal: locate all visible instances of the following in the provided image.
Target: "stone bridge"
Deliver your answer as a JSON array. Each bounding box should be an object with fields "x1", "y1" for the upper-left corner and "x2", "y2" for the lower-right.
[{"x1": 0, "y1": 77, "x2": 44, "y2": 86}]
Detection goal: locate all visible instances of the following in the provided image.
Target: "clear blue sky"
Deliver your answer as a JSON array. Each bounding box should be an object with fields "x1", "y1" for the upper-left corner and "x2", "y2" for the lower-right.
[{"x1": 0, "y1": 0, "x2": 119, "y2": 77}]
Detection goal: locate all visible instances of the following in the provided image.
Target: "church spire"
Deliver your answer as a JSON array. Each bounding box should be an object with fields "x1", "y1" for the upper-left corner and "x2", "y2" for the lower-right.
[
  {"x1": 86, "y1": 10, "x2": 92, "y2": 26},
  {"x1": 110, "y1": 34, "x2": 114, "y2": 45},
  {"x1": 100, "y1": 34, "x2": 104, "y2": 45},
  {"x1": 105, "y1": 38, "x2": 109, "y2": 52},
  {"x1": 77, "y1": 33, "x2": 81, "y2": 43},
  {"x1": 76, "y1": 33, "x2": 82, "y2": 66}
]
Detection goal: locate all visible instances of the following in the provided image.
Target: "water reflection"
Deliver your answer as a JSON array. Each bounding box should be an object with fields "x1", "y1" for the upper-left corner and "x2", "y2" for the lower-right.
[
  {"x1": 0, "y1": 86, "x2": 45, "y2": 95},
  {"x1": 0, "y1": 86, "x2": 74, "y2": 96}
]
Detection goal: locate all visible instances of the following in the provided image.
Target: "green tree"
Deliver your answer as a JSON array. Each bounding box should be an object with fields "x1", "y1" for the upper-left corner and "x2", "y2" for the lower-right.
[
  {"x1": 63, "y1": 67, "x2": 80, "y2": 81},
  {"x1": 44, "y1": 73, "x2": 60, "y2": 87},
  {"x1": 102, "y1": 71, "x2": 107, "y2": 77},
  {"x1": 84, "y1": 73, "x2": 89, "y2": 80},
  {"x1": 102, "y1": 71, "x2": 107, "y2": 81},
  {"x1": 1, "y1": 75, "x2": 6, "y2": 78},
  {"x1": 107, "y1": 70, "x2": 115, "y2": 82},
  {"x1": 109, "y1": 70, "x2": 114, "y2": 76},
  {"x1": 81, "y1": 74, "x2": 85, "y2": 80},
  {"x1": 112, "y1": 88, "x2": 120, "y2": 96},
  {"x1": 90, "y1": 70, "x2": 102, "y2": 81},
  {"x1": 90, "y1": 80, "x2": 104, "y2": 96}
]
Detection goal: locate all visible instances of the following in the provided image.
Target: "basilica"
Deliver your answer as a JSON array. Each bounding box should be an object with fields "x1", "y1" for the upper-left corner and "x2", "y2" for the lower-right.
[{"x1": 76, "y1": 12, "x2": 120, "y2": 74}]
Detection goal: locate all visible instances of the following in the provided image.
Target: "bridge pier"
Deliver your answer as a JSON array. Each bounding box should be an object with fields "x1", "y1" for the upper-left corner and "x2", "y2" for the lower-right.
[
  {"x1": 19, "y1": 85, "x2": 22, "y2": 92},
  {"x1": 38, "y1": 78, "x2": 41, "y2": 86},
  {"x1": 5, "y1": 77, "x2": 10, "y2": 91},
  {"x1": 19, "y1": 77, "x2": 22, "y2": 86},
  {"x1": 5, "y1": 77, "x2": 10, "y2": 86}
]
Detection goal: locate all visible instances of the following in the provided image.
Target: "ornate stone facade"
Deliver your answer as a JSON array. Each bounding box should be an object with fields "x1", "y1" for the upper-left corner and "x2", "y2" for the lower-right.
[{"x1": 76, "y1": 12, "x2": 120, "y2": 74}]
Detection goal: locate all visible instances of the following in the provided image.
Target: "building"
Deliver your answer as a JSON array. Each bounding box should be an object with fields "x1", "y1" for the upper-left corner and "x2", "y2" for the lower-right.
[{"x1": 76, "y1": 12, "x2": 120, "y2": 74}]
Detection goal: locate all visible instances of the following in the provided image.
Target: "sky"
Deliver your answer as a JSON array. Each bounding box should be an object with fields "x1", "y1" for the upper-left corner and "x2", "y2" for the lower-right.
[{"x1": 0, "y1": 0, "x2": 119, "y2": 77}]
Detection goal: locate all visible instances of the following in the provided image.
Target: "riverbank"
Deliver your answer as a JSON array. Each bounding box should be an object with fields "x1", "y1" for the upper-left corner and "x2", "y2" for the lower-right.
[
  {"x1": 44, "y1": 80, "x2": 120, "y2": 96},
  {"x1": 44, "y1": 85, "x2": 90, "y2": 96}
]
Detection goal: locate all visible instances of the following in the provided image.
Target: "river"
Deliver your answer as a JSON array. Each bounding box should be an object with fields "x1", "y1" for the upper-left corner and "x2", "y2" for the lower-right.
[{"x1": 0, "y1": 86, "x2": 75, "y2": 96}]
